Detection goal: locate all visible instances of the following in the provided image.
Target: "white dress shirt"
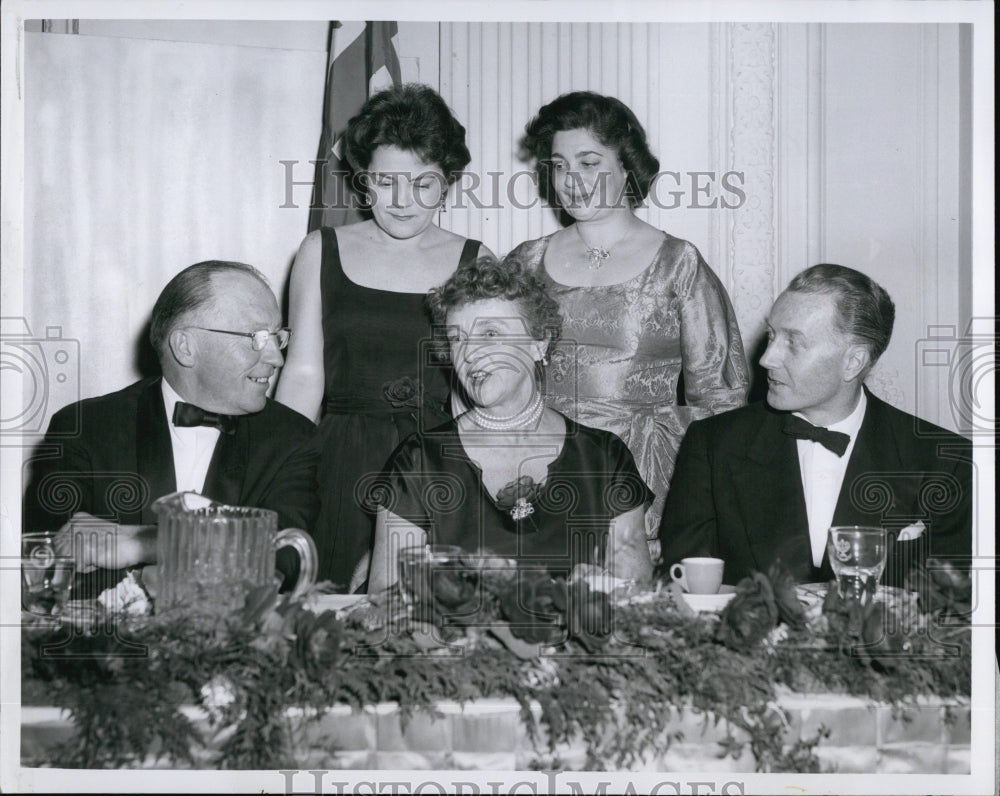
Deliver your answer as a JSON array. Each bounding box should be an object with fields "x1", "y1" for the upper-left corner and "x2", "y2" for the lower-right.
[
  {"x1": 795, "y1": 391, "x2": 868, "y2": 567},
  {"x1": 162, "y1": 379, "x2": 220, "y2": 494}
]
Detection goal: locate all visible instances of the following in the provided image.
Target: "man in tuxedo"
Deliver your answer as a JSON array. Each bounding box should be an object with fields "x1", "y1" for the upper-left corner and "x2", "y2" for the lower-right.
[
  {"x1": 24, "y1": 260, "x2": 320, "y2": 594},
  {"x1": 658, "y1": 264, "x2": 972, "y2": 586}
]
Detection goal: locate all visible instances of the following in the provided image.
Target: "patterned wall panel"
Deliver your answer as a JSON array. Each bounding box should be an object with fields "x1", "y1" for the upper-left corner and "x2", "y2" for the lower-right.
[{"x1": 725, "y1": 22, "x2": 777, "y2": 352}]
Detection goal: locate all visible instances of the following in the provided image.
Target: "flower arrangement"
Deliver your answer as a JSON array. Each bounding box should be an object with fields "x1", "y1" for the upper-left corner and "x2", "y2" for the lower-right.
[
  {"x1": 396, "y1": 555, "x2": 613, "y2": 655},
  {"x1": 22, "y1": 560, "x2": 970, "y2": 771},
  {"x1": 95, "y1": 570, "x2": 151, "y2": 617}
]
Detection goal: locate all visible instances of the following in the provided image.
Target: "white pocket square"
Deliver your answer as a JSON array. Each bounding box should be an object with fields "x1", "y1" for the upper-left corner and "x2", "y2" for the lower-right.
[{"x1": 897, "y1": 520, "x2": 926, "y2": 541}]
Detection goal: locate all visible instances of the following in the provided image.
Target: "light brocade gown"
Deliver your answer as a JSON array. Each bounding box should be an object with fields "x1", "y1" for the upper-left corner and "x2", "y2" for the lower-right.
[{"x1": 509, "y1": 231, "x2": 750, "y2": 559}]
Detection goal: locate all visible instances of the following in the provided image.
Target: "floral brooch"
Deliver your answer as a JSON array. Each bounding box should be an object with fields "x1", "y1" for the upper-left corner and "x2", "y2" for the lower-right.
[
  {"x1": 510, "y1": 497, "x2": 535, "y2": 521},
  {"x1": 496, "y1": 475, "x2": 542, "y2": 524}
]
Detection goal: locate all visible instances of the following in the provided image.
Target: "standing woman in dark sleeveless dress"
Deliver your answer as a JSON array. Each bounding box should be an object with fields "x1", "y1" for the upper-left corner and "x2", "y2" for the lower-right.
[{"x1": 276, "y1": 84, "x2": 493, "y2": 591}]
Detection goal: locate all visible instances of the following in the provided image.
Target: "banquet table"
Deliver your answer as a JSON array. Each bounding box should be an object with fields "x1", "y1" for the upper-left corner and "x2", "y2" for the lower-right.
[
  {"x1": 20, "y1": 691, "x2": 971, "y2": 773},
  {"x1": 18, "y1": 588, "x2": 973, "y2": 774}
]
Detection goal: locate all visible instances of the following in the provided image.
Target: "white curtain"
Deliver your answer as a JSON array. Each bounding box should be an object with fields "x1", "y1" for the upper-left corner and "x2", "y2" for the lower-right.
[{"x1": 21, "y1": 28, "x2": 327, "y2": 422}]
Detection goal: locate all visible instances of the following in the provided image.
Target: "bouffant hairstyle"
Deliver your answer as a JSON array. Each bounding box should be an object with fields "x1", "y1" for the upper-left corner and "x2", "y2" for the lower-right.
[
  {"x1": 344, "y1": 83, "x2": 471, "y2": 183},
  {"x1": 786, "y1": 263, "x2": 896, "y2": 367},
  {"x1": 427, "y1": 256, "x2": 563, "y2": 357},
  {"x1": 150, "y1": 261, "x2": 269, "y2": 357},
  {"x1": 521, "y1": 91, "x2": 660, "y2": 208}
]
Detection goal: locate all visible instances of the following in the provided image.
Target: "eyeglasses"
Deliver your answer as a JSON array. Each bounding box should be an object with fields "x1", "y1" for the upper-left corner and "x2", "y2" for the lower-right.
[{"x1": 190, "y1": 327, "x2": 291, "y2": 351}]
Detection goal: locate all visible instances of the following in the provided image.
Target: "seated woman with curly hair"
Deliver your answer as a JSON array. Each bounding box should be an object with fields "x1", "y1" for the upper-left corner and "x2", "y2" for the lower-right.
[{"x1": 366, "y1": 255, "x2": 654, "y2": 592}]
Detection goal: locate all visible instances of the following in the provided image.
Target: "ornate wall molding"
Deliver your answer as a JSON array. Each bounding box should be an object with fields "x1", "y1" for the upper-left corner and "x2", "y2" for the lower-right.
[
  {"x1": 776, "y1": 24, "x2": 824, "y2": 294},
  {"x1": 726, "y1": 23, "x2": 777, "y2": 351}
]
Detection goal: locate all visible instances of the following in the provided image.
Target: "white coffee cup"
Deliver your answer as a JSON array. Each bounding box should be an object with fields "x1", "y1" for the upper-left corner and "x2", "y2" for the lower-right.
[{"x1": 669, "y1": 557, "x2": 725, "y2": 595}]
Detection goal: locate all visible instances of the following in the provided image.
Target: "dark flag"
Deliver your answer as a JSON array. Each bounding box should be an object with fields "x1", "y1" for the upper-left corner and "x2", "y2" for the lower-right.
[{"x1": 309, "y1": 21, "x2": 402, "y2": 231}]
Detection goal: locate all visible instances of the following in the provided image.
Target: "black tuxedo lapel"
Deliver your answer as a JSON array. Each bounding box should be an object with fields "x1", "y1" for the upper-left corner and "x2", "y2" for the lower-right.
[
  {"x1": 203, "y1": 415, "x2": 249, "y2": 506},
  {"x1": 830, "y1": 394, "x2": 909, "y2": 584},
  {"x1": 834, "y1": 413, "x2": 881, "y2": 525},
  {"x1": 135, "y1": 379, "x2": 176, "y2": 525},
  {"x1": 833, "y1": 394, "x2": 902, "y2": 524},
  {"x1": 734, "y1": 411, "x2": 814, "y2": 580}
]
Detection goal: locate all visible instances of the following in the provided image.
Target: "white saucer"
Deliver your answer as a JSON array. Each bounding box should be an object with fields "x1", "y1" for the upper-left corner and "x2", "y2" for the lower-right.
[
  {"x1": 310, "y1": 593, "x2": 367, "y2": 614},
  {"x1": 681, "y1": 585, "x2": 737, "y2": 612}
]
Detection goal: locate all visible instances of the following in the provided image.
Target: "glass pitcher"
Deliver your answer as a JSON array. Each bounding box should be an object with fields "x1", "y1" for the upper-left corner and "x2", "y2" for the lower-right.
[{"x1": 152, "y1": 491, "x2": 316, "y2": 613}]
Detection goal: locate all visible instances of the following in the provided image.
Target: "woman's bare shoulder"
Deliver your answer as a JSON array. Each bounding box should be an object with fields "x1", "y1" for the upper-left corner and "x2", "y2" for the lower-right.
[{"x1": 331, "y1": 219, "x2": 375, "y2": 245}]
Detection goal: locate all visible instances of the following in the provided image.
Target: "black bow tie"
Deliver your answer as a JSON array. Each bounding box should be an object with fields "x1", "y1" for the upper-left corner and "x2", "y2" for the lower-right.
[
  {"x1": 781, "y1": 414, "x2": 851, "y2": 456},
  {"x1": 172, "y1": 402, "x2": 237, "y2": 435}
]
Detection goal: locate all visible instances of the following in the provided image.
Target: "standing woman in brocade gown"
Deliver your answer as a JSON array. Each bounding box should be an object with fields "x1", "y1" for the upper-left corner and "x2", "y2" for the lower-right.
[
  {"x1": 509, "y1": 91, "x2": 749, "y2": 559},
  {"x1": 276, "y1": 84, "x2": 493, "y2": 591}
]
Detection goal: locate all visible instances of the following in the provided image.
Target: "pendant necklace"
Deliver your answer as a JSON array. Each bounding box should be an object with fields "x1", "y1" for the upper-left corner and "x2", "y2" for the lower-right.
[{"x1": 575, "y1": 224, "x2": 627, "y2": 270}]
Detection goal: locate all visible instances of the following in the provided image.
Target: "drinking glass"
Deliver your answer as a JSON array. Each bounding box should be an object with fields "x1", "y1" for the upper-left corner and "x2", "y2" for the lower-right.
[
  {"x1": 22, "y1": 532, "x2": 75, "y2": 619},
  {"x1": 398, "y1": 544, "x2": 465, "y2": 608},
  {"x1": 827, "y1": 526, "x2": 887, "y2": 604}
]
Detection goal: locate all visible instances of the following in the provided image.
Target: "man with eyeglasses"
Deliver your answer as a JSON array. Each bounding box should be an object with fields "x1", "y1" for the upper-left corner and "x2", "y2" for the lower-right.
[{"x1": 24, "y1": 260, "x2": 320, "y2": 597}]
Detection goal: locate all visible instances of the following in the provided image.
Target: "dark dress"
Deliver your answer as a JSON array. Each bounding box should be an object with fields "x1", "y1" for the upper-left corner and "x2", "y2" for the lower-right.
[
  {"x1": 314, "y1": 227, "x2": 481, "y2": 589},
  {"x1": 374, "y1": 414, "x2": 654, "y2": 575}
]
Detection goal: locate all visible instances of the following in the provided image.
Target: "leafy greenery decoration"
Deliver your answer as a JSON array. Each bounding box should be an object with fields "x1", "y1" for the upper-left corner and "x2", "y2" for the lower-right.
[{"x1": 22, "y1": 560, "x2": 970, "y2": 772}]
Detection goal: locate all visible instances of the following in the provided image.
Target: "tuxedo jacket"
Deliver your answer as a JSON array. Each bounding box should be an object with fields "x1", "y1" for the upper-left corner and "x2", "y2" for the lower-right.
[
  {"x1": 24, "y1": 377, "x2": 321, "y2": 592},
  {"x1": 657, "y1": 390, "x2": 972, "y2": 586}
]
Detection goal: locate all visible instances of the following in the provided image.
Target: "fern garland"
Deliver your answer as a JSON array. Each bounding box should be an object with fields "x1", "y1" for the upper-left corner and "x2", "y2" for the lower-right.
[{"x1": 22, "y1": 563, "x2": 971, "y2": 772}]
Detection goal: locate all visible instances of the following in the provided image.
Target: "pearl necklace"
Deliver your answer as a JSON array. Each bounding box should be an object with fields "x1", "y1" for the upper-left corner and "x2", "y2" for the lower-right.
[{"x1": 471, "y1": 393, "x2": 544, "y2": 431}]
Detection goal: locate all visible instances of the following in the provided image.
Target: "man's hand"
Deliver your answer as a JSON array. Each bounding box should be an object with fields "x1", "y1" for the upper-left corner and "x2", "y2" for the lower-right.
[{"x1": 52, "y1": 512, "x2": 157, "y2": 572}]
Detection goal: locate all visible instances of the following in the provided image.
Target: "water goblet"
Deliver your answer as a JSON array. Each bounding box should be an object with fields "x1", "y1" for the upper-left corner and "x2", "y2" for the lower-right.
[{"x1": 827, "y1": 526, "x2": 887, "y2": 605}]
